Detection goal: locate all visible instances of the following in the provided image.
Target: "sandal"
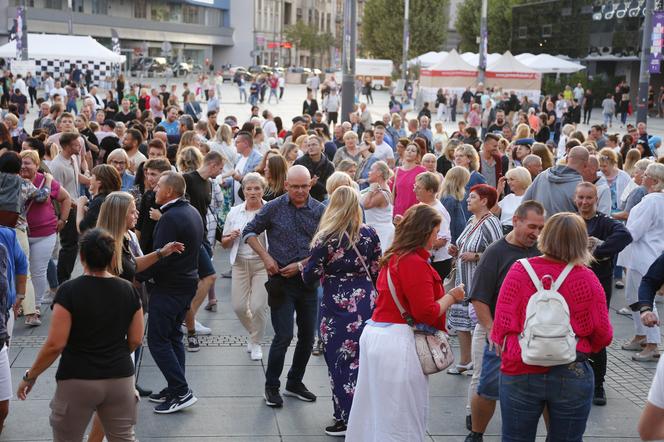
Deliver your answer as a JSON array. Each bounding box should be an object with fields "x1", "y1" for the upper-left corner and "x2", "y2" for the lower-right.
[
  {"x1": 25, "y1": 315, "x2": 42, "y2": 327},
  {"x1": 204, "y1": 301, "x2": 218, "y2": 312},
  {"x1": 632, "y1": 349, "x2": 660, "y2": 362},
  {"x1": 621, "y1": 339, "x2": 646, "y2": 351},
  {"x1": 447, "y1": 362, "x2": 473, "y2": 375}
]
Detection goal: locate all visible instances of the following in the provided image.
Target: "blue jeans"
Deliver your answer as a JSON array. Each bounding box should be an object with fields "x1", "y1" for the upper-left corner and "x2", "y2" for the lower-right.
[
  {"x1": 148, "y1": 291, "x2": 195, "y2": 397},
  {"x1": 500, "y1": 361, "x2": 594, "y2": 442},
  {"x1": 265, "y1": 277, "x2": 317, "y2": 388}
]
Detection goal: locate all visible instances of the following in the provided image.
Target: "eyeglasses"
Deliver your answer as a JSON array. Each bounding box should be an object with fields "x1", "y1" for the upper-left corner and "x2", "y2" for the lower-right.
[{"x1": 110, "y1": 160, "x2": 126, "y2": 166}]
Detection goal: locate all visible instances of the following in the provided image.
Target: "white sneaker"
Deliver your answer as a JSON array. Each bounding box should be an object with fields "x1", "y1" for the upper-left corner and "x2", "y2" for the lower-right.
[
  {"x1": 250, "y1": 344, "x2": 263, "y2": 361},
  {"x1": 246, "y1": 341, "x2": 255, "y2": 353},
  {"x1": 180, "y1": 321, "x2": 212, "y2": 336}
]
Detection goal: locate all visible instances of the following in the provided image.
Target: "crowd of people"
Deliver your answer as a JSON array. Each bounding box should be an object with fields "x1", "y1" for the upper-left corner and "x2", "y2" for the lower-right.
[{"x1": 0, "y1": 67, "x2": 663, "y2": 441}]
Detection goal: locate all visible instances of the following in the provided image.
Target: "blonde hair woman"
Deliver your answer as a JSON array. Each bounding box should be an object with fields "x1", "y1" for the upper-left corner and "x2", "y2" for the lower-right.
[
  {"x1": 361, "y1": 161, "x2": 394, "y2": 252},
  {"x1": 441, "y1": 166, "x2": 471, "y2": 243},
  {"x1": 623, "y1": 148, "x2": 641, "y2": 177},
  {"x1": 599, "y1": 147, "x2": 631, "y2": 213},
  {"x1": 177, "y1": 130, "x2": 200, "y2": 155},
  {"x1": 494, "y1": 166, "x2": 533, "y2": 234},
  {"x1": 453, "y1": 144, "x2": 487, "y2": 219},
  {"x1": 438, "y1": 139, "x2": 461, "y2": 176},
  {"x1": 280, "y1": 142, "x2": 299, "y2": 166},
  {"x1": 221, "y1": 173, "x2": 269, "y2": 361},
  {"x1": 514, "y1": 123, "x2": 531, "y2": 142},
  {"x1": 176, "y1": 146, "x2": 204, "y2": 173},
  {"x1": 302, "y1": 186, "x2": 382, "y2": 437},
  {"x1": 326, "y1": 170, "x2": 356, "y2": 196},
  {"x1": 492, "y1": 212, "x2": 612, "y2": 441}
]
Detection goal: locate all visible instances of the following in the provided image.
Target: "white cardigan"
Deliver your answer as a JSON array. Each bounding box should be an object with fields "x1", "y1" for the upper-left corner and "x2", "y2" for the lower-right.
[
  {"x1": 617, "y1": 192, "x2": 664, "y2": 273},
  {"x1": 222, "y1": 201, "x2": 268, "y2": 265}
]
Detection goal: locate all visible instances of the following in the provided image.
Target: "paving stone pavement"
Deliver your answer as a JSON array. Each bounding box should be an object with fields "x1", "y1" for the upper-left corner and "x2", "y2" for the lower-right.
[{"x1": 5, "y1": 80, "x2": 664, "y2": 440}]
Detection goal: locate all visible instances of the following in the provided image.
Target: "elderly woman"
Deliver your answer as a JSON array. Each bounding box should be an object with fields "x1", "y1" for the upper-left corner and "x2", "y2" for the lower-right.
[
  {"x1": 494, "y1": 166, "x2": 532, "y2": 234},
  {"x1": 491, "y1": 213, "x2": 612, "y2": 441},
  {"x1": 390, "y1": 143, "x2": 427, "y2": 218},
  {"x1": 617, "y1": 163, "x2": 664, "y2": 362},
  {"x1": 614, "y1": 159, "x2": 653, "y2": 221},
  {"x1": 346, "y1": 204, "x2": 465, "y2": 441},
  {"x1": 333, "y1": 131, "x2": 362, "y2": 167},
  {"x1": 106, "y1": 148, "x2": 134, "y2": 192},
  {"x1": 76, "y1": 164, "x2": 122, "y2": 234},
  {"x1": 20, "y1": 150, "x2": 71, "y2": 308},
  {"x1": 303, "y1": 186, "x2": 382, "y2": 437},
  {"x1": 362, "y1": 161, "x2": 394, "y2": 252},
  {"x1": 448, "y1": 184, "x2": 503, "y2": 375},
  {"x1": 17, "y1": 228, "x2": 144, "y2": 441},
  {"x1": 222, "y1": 173, "x2": 269, "y2": 361},
  {"x1": 598, "y1": 147, "x2": 631, "y2": 214},
  {"x1": 441, "y1": 166, "x2": 471, "y2": 244},
  {"x1": 422, "y1": 153, "x2": 444, "y2": 185},
  {"x1": 453, "y1": 144, "x2": 487, "y2": 219}
]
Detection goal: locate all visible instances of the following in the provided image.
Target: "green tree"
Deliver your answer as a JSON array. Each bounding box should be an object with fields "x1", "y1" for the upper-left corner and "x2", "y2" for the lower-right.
[
  {"x1": 361, "y1": 0, "x2": 449, "y2": 69},
  {"x1": 285, "y1": 23, "x2": 336, "y2": 67},
  {"x1": 455, "y1": 0, "x2": 524, "y2": 54}
]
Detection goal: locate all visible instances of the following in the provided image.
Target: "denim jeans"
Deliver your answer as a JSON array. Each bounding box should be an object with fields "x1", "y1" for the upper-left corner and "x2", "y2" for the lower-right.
[
  {"x1": 500, "y1": 361, "x2": 594, "y2": 442},
  {"x1": 265, "y1": 277, "x2": 317, "y2": 388},
  {"x1": 148, "y1": 291, "x2": 194, "y2": 397}
]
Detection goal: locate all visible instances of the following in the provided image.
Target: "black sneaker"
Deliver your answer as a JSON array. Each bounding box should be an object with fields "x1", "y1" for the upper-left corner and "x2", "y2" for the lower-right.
[
  {"x1": 264, "y1": 386, "x2": 283, "y2": 408},
  {"x1": 464, "y1": 432, "x2": 484, "y2": 442},
  {"x1": 153, "y1": 389, "x2": 197, "y2": 414},
  {"x1": 148, "y1": 388, "x2": 169, "y2": 403},
  {"x1": 325, "y1": 420, "x2": 347, "y2": 437},
  {"x1": 186, "y1": 334, "x2": 200, "y2": 352},
  {"x1": 466, "y1": 415, "x2": 472, "y2": 431},
  {"x1": 284, "y1": 381, "x2": 316, "y2": 402},
  {"x1": 136, "y1": 384, "x2": 152, "y2": 397},
  {"x1": 593, "y1": 385, "x2": 607, "y2": 406}
]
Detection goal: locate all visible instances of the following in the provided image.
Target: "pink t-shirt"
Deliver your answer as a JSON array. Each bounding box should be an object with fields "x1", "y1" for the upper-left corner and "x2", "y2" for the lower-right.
[
  {"x1": 26, "y1": 173, "x2": 60, "y2": 238},
  {"x1": 391, "y1": 165, "x2": 426, "y2": 217}
]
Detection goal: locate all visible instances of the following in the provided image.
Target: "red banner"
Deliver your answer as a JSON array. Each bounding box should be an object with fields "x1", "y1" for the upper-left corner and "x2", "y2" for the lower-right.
[
  {"x1": 485, "y1": 71, "x2": 540, "y2": 80},
  {"x1": 421, "y1": 69, "x2": 477, "y2": 78}
]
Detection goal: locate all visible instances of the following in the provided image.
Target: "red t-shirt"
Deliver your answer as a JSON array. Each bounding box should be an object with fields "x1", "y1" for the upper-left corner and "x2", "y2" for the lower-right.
[
  {"x1": 372, "y1": 248, "x2": 446, "y2": 330},
  {"x1": 491, "y1": 256, "x2": 613, "y2": 375},
  {"x1": 26, "y1": 173, "x2": 60, "y2": 238}
]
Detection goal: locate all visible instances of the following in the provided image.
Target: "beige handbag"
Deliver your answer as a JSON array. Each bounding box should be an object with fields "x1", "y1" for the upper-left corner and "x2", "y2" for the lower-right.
[{"x1": 386, "y1": 268, "x2": 455, "y2": 375}]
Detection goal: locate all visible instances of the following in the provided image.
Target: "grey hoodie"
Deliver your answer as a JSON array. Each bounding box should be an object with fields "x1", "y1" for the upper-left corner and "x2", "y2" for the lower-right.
[{"x1": 523, "y1": 165, "x2": 582, "y2": 217}]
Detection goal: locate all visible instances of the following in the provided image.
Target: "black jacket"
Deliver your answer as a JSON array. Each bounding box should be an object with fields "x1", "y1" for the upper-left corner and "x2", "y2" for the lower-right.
[
  {"x1": 137, "y1": 198, "x2": 203, "y2": 296},
  {"x1": 294, "y1": 154, "x2": 336, "y2": 202},
  {"x1": 584, "y1": 211, "x2": 632, "y2": 289}
]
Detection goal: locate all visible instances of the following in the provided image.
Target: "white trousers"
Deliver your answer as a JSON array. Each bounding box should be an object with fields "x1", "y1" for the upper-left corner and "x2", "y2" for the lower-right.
[
  {"x1": 626, "y1": 268, "x2": 661, "y2": 344},
  {"x1": 231, "y1": 257, "x2": 268, "y2": 344},
  {"x1": 346, "y1": 324, "x2": 429, "y2": 442},
  {"x1": 14, "y1": 229, "x2": 36, "y2": 315},
  {"x1": 28, "y1": 234, "x2": 57, "y2": 306},
  {"x1": 467, "y1": 322, "x2": 487, "y2": 414}
]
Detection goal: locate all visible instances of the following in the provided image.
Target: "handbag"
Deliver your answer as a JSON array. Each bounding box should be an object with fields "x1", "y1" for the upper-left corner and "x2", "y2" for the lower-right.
[{"x1": 386, "y1": 267, "x2": 455, "y2": 375}]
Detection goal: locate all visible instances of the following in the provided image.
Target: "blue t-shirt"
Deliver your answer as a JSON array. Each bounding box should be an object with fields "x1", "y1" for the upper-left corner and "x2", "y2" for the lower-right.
[
  {"x1": 0, "y1": 227, "x2": 28, "y2": 308},
  {"x1": 158, "y1": 120, "x2": 179, "y2": 136}
]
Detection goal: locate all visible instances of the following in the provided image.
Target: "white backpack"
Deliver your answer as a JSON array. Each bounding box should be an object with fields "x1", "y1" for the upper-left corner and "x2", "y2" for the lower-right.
[{"x1": 518, "y1": 258, "x2": 578, "y2": 367}]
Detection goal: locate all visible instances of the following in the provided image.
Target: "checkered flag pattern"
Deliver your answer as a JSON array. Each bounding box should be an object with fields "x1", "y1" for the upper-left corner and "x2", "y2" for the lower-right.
[{"x1": 33, "y1": 59, "x2": 117, "y2": 83}]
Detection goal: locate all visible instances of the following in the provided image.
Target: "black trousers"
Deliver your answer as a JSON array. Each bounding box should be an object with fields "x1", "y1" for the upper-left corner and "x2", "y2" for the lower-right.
[
  {"x1": 57, "y1": 209, "x2": 79, "y2": 284},
  {"x1": 590, "y1": 273, "x2": 612, "y2": 387}
]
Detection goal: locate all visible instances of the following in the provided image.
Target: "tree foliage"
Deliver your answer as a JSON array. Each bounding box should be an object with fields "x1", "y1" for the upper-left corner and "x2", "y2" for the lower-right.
[
  {"x1": 455, "y1": 0, "x2": 523, "y2": 54},
  {"x1": 284, "y1": 22, "x2": 335, "y2": 67},
  {"x1": 361, "y1": 0, "x2": 450, "y2": 66}
]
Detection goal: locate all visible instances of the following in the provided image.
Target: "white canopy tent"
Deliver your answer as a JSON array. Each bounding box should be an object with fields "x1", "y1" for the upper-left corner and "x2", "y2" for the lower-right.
[
  {"x1": 460, "y1": 52, "x2": 502, "y2": 68},
  {"x1": 515, "y1": 53, "x2": 585, "y2": 74},
  {"x1": 408, "y1": 51, "x2": 448, "y2": 68},
  {"x1": 485, "y1": 51, "x2": 541, "y2": 100},
  {"x1": 0, "y1": 34, "x2": 125, "y2": 63}
]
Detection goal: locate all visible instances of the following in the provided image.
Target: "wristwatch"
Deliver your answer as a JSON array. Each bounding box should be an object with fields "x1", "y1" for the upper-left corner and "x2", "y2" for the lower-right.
[
  {"x1": 22, "y1": 369, "x2": 36, "y2": 384},
  {"x1": 640, "y1": 305, "x2": 653, "y2": 313},
  {"x1": 155, "y1": 248, "x2": 163, "y2": 260},
  {"x1": 474, "y1": 253, "x2": 480, "y2": 261}
]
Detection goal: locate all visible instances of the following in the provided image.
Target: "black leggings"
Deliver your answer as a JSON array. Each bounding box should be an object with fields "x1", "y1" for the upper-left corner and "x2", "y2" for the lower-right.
[
  {"x1": 590, "y1": 274, "x2": 612, "y2": 387},
  {"x1": 431, "y1": 259, "x2": 453, "y2": 282}
]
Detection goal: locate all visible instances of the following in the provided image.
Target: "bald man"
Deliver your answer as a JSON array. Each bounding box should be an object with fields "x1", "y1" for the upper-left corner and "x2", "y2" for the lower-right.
[
  {"x1": 242, "y1": 164, "x2": 325, "y2": 408},
  {"x1": 580, "y1": 155, "x2": 612, "y2": 215},
  {"x1": 523, "y1": 145, "x2": 589, "y2": 217},
  {"x1": 522, "y1": 154, "x2": 543, "y2": 179}
]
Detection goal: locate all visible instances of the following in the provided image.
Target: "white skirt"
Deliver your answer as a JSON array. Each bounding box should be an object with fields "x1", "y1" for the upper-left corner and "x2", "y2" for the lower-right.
[{"x1": 346, "y1": 323, "x2": 429, "y2": 442}]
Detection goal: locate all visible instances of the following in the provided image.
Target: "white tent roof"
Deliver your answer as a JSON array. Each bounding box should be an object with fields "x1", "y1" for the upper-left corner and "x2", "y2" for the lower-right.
[
  {"x1": 424, "y1": 50, "x2": 476, "y2": 73},
  {"x1": 0, "y1": 34, "x2": 125, "y2": 63},
  {"x1": 487, "y1": 51, "x2": 538, "y2": 73},
  {"x1": 409, "y1": 51, "x2": 448, "y2": 67},
  {"x1": 515, "y1": 53, "x2": 585, "y2": 74},
  {"x1": 459, "y1": 52, "x2": 502, "y2": 68}
]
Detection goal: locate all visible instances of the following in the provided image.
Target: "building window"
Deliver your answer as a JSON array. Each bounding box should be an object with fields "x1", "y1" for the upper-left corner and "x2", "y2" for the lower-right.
[
  {"x1": 296, "y1": 7, "x2": 302, "y2": 22},
  {"x1": 44, "y1": 0, "x2": 63, "y2": 9},
  {"x1": 134, "y1": 0, "x2": 147, "y2": 19},
  {"x1": 91, "y1": 0, "x2": 107, "y2": 15},
  {"x1": 308, "y1": 8, "x2": 313, "y2": 24},
  {"x1": 284, "y1": 2, "x2": 292, "y2": 25},
  {"x1": 542, "y1": 24, "x2": 552, "y2": 37},
  {"x1": 183, "y1": 5, "x2": 200, "y2": 24},
  {"x1": 518, "y1": 26, "x2": 527, "y2": 39}
]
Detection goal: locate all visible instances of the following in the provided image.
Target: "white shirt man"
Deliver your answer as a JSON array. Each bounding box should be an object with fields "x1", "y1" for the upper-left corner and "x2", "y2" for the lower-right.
[
  {"x1": 50, "y1": 82, "x2": 67, "y2": 101},
  {"x1": 372, "y1": 126, "x2": 395, "y2": 167},
  {"x1": 207, "y1": 90, "x2": 220, "y2": 113}
]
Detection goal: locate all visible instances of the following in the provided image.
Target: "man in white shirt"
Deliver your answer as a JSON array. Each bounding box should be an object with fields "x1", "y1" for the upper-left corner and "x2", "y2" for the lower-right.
[
  {"x1": 50, "y1": 80, "x2": 67, "y2": 102},
  {"x1": 372, "y1": 125, "x2": 395, "y2": 167},
  {"x1": 42, "y1": 73, "x2": 55, "y2": 100},
  {"x1": 573, "y1": 83, "x2": 585, "y2": 102},
  {"x1": 123, "y1": 128, "x2": 148, "y2": 173},
  {"x1": 86, "y1": 86, "x2": 104, "y2": 111},
  {"x1": 13, "y1": 75, "x2": 27, "y2": 97},
  {"x1": 261, "y1": 110, "x2": 278, "y2": 140}
]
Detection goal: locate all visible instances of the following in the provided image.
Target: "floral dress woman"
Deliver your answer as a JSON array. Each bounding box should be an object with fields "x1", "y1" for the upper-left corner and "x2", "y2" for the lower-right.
[{"x1": 302, "y1": 225, "x2": 382, "y2": 425}]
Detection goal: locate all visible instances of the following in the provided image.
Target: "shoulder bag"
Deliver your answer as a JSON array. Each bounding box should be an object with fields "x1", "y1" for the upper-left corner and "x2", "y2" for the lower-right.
[{"x1": 386, "y1": 266, "x2": 455, "y2": 375}]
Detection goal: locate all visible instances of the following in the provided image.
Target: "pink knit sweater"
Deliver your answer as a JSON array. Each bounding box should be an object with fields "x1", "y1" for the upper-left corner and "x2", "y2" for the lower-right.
[{"x1": 490, "y1": 256, "x2": 613, "y2": 375}]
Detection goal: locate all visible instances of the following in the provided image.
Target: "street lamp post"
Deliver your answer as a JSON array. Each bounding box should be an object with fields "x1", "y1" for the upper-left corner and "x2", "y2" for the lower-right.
[
  {"x1": 401, "y1": 0, "x2": 409, "y2": 82},
  {"x1": 341, "y1": 0, "x2": 356, "y2": 123},
  {"x1": 636, "y1": 0, "x2": 655, "y2": 124},
  {"x1": 478, "y1": 0, "x2": 488, "y2": 84}
]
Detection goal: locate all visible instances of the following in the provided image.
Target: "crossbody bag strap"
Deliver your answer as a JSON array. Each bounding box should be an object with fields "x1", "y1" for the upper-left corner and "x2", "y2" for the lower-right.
[
  {"x1": 386, "y1": 268, "x2": 414, "y2": 326},
  {"x1": 349, "y1": 238, "x2": 373, "y2": 285}
]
